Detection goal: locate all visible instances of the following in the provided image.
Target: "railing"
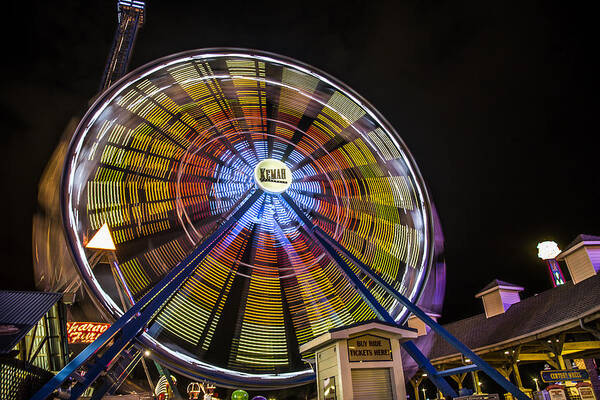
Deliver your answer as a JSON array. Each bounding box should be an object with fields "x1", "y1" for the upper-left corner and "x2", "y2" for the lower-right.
[{"x1": 0, "y1": 358, "x2": 54, "y2": 400}]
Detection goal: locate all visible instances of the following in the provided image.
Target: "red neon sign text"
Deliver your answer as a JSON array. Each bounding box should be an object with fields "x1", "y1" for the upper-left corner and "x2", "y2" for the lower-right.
[{"x1": 67, "y1": 322, "x2": 110, "y2": 344}]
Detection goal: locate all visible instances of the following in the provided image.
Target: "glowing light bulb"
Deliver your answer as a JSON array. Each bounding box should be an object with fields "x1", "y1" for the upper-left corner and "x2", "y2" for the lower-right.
[
  {"x1": 537, "y1": 241, "x2": 560, "y2": 260},
  {"x1": 86, "y1": 222, "x2": 116, "y2": 250}
]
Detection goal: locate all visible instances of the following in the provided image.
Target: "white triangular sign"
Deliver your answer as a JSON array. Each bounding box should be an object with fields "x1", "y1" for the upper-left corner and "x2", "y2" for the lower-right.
[{"x1": 86, "y1": 223, "x2": 116, "y2": 250}]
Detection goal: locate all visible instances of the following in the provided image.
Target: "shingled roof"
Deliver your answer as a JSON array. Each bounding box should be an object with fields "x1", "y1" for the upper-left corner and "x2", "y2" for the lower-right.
[
  {"x1": 0, "y1": 291, "x2": 63, "y2": 354},
  {"x1": 427, "y1": 273, "x2": 600, "y2": 361},
  {"x1": 476, "y1": 279, "x2": 524, "y2": 295},
  {"x1": 564, "y1": 234, "x2": 600, "y2": 251}
]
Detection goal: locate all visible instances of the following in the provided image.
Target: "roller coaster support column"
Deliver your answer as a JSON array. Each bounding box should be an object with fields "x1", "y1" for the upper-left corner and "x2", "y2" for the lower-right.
[
  {"x1": 32, "y1": 190, "x2": 263, "y2": 400},
  {"x1": 281, "y1": 193, "x2": 529, "y2": 400}
]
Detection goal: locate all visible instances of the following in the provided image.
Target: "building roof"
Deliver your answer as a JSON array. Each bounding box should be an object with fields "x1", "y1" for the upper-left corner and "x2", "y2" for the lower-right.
[
  {"x1": 565, "y1": 234, "x2": 600, "y2": 251},
  {"x1": 557, "y1": 234, "x2": 600, "y2": 259},
  {"x1": 328, "y1": 318, "x2": 416, "y2": 334},
  {"x1": 427, "y1": 273, "x2": 600, "y2": 361},
  {"x1": 300, "y1": 319, "x2": 417, "y2": 353},
  {"x1": 476, "y1": 279, "x2": 524, "y2": 297},
  {"x1": 0, "y1": 291, "x2": 63, "y2": 354}
]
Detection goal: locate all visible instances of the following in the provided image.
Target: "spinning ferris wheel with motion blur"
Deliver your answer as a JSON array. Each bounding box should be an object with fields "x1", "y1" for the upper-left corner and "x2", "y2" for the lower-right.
[
  {"x1": 59, "y1": 48, "x2": 435, "y2": 388},
  {"x1": 31, "y1": 2, "x2": 533, "y2": 400}
]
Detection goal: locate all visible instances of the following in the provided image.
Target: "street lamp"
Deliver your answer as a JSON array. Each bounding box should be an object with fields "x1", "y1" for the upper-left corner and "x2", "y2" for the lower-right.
[
  {"x1": 533, "y1": 378, "x2": 540, "y2": 392},
  {"x1": 422, "y1": 387, "x2": 427, "y2": 400},
  {"x1": 537, "y1": 241, "x2": 565, "y2": 287}
]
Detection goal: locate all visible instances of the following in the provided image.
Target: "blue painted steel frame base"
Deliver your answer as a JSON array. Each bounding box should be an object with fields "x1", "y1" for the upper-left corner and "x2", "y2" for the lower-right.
[
  {"x1": 403, "y1": 341, "x2": 458, "y2": 397},
  {"x1": 32, "y1": 190, "x2": 263, "y2": 400},
  {"x1": 36, "y1": 188, "x2": 529, "y2": 400}
]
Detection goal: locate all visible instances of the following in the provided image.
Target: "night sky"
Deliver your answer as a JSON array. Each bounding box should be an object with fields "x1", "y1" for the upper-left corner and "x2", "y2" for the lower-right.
[{"x1": 0, "y1": 1, "x2": 596, "y2": 323}]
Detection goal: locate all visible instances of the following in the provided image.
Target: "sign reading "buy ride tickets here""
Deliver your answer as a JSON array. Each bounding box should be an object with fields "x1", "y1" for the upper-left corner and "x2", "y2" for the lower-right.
[{"x1": 347, "y1": 334, "x2": 393, "y2": 362}]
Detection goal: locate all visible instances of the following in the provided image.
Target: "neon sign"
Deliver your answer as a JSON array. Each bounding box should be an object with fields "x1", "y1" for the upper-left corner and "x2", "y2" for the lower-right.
[
  {"x1": 541, "y1": 369, "x2": 589, "y2": 383},
  {"x1": 67, "y1": 322, "x2": 110, "y2": 344}
]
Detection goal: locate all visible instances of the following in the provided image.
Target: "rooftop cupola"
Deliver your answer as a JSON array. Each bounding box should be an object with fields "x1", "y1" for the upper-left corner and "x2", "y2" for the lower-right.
[
  {"x1": 556, "y1": 234, "x2": 600, "y2": 284},
  {"x1": 475, "y1": 279, "x2": 524, "y2": 318}
]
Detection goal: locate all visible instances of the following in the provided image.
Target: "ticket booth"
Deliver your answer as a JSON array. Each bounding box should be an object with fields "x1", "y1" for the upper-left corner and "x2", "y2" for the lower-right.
[{"x1": 300, "y1": 320, "x2": 417, "y2": 400}]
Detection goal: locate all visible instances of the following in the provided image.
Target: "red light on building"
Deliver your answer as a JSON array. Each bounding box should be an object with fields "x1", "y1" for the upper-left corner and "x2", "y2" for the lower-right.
[{"x1": 67, "y1": 322, "x2": 110, "y2": 344}]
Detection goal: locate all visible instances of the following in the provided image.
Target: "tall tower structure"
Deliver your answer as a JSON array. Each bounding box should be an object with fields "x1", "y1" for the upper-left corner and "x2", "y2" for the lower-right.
[{"x1": 99, "y1": 0, "x2": 145, "y2": 92}]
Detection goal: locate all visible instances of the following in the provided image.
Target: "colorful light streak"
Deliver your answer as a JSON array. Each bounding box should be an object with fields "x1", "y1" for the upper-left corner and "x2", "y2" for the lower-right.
[{"x1": 62, "y1": 49, "x2": 434, "y2": 387}]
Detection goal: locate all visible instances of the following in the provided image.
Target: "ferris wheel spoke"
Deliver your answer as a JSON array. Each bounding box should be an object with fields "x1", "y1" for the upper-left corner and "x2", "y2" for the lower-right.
[
  {"x1": 279, "y1": 104, "x2": 328, "y2": 164},
  {"x1": 182, "y1": 152, "x2": 254, "y2": 181},
  {"x1": 200, "y1": 197, "x2": 275, "y2": 364},
  {"x1": 190, "y1": 133, "x2": 255, "y2": 171},
  {"x1": 288, "y1": 135, "x2": 347, "y2": 172},
  {"x1": 126, "y1": 188, "x2": 264, "y2": 299},
  {"x1": 270, "y1": 210, "x2": 360, "y2": 344},
  {"x1": 142, "y1": 191, "x2": 263, "y2": 339},
  {"x1": 190, "y1": 215, "x2": 259, "y2": 355}
]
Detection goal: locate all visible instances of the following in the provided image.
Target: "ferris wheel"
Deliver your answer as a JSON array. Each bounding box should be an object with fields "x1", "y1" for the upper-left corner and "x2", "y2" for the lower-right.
[
  {"x1": 56, "y1": 48, "x2": 435, "y2": 388},
  {"x1": 32, "y1": 48, "x2": 532, "y2": 400}
]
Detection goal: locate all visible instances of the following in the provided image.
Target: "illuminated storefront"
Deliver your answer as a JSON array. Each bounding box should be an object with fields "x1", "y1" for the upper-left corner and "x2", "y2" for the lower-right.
[{"x1": 0, "y1": 291, "x2": 68, "y2": 398}]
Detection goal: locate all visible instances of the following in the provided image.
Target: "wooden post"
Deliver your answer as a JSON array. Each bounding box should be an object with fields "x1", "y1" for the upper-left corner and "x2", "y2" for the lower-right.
[
  {"x1": 472, "y1": 371, "x2": 482, "y2": 394},
  {"x1": 451, "y1": 373, "x2": 468, "y2": 390},
  {"x1": 584, "y1": 359, "x2": 600, "y2": 400},
  {"x1": 512, "y1": 362, "x2": 523, "y2": 389},
  {"x1": 411, "y1": 375, "x2": 425, "y2": 400}
]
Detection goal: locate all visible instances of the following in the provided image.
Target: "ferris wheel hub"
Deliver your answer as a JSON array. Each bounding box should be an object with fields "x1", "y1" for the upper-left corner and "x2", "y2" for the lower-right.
[{"x1": 253, "y1": 159, "x2": 292, "y2": 194}]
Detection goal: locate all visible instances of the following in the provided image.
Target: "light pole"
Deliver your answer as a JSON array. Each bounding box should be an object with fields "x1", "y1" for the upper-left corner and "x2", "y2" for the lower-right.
[
  {"x1": 422, "y1": 387, "x2": 427, "y2": 400},
  {"x1": 537, "y1": 241, "x2": 565, "y2": 287},
  {"x1": 533, "y1": 378, "x2": 540, "y2": 392}
]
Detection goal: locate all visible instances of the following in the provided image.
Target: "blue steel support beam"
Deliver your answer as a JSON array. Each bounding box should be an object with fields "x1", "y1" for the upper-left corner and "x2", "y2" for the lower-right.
[
  {"x1": 437, "y1": 364, "x2": 480, "y2": 377},
  {"x1": 313, "y1": 227, "x2": 530, "y2": 400},
  {"x1": 402, "y1": 341, "x2": 458, "y2": 398},
  {"x1": 72, "y1": 299, "x2": 167, "y2": 398},
  {"x1": 90, "y1": 345, "x2": 142, "y2": 399},
  {"x1": 280, "y1": 193, "x2": 394, "y2": 323},
  {"x1": 32, "y1": 190, "x2": 262, "y2": 400},
  {"x1": 280, "y1": 193, "x2": 457, "y2": 398}
]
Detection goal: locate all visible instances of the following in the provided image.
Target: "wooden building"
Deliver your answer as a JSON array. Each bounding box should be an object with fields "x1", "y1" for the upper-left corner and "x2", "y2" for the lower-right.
[{"x1": 406, "y1": 235, "x2": 600, "y2": 400}]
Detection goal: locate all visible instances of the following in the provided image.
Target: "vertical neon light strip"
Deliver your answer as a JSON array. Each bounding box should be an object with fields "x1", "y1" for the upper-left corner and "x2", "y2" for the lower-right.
[{"x1": 545, "y1": 259, "x2": 566, "y2": 287}]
